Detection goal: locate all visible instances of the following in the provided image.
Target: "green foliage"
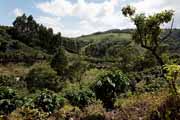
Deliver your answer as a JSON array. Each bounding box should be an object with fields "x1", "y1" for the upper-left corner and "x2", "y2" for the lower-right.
[
  {"x1": 0, "y1": 87, "x2": 22, "y2": 115},
  {"x1": 0, "y1": 8, "x2": 180, "y2": 120},
  {"x1": 144, "y1": 78, "x2": 166, "y2": 92},
  {"x1": 0, "y1": 75, "x2": 25, "y2": 88},
  {"x1": 10, "y1": 107, "x2": 49, "y2": 120},
  {"x1": 9, "y1": 14, "x2": 61, "y2": 54},
  {"x1": 34, "y1": 90, "x2": 65, "y2": 112},
  {"x1": 122, "y1": 5, "x2": 174, "y2": 66},
  {"x1": 92, "y1": 70, "x2": 129, "y2": 108},
  {"x1": 164, "y1": 64, "x2": 180, "y2": 81},
  {"x1": 164, "y1": 64, "x2": 180, "y2": 94},
  {"x1": 0, "y1": 35, "x2": 48, "y2": 64},
  {"x1": 84, "y1": 37, "x2": 132, "y2": 58},
  {"x1": 68, "y1": 60, "x2": 88, "y2": 83},
  {"x1": 64, "y1": 88, "x2": 95, "y2": 108},
  {"x1": 50, "y1": 47, "x2": 68, "y2": 75},
  {"x1": 25, "y1": 63, "x2": 63, "y2": 92}
]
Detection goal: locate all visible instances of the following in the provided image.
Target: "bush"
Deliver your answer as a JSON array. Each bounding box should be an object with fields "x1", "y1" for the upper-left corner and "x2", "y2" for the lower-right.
[
  {"x1": 144, "y1": 78, "x2": 166, "y2": 92},
  {"x1": 34, "y1": 90, "x2": 65, "y2": 113},
  {"x1": 0, "y1": 75, "x2": 25, "y2": 88},
  {"x1": 64, "y1": 88, "x2": 95, "y2": 109},
  {"x1": 56, "y1": 105, "x2": 82, "y2": 120},
  {"x1": 82, "y1": 102, "x2": 105, "y2": 120},
  {"x1": 0, "y1": 87, "x2": 22, "y2": 115},
  {"x1": 25, "y1": 63, "x2": 63, "y2": 92},
  {"x1": 9, "y1": 107, "x2": 49, "y2": 120},
  {"x1": 51, "y1": 48, "x2": 68, "y2": 75},
  {"x1": 92, "y1": 70, "x2": 129, "y2": 109}
]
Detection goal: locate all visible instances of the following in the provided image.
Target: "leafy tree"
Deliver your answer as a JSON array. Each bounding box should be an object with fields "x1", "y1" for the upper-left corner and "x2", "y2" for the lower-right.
[
  {"x1": 92, "y1": 70, "x2": 129, "y2": 108},
  {"x1": 25, "y1": 63, "x2": 63, "y2": 92},
  {"x1": 11, "y1": 14, "x2": 38, "y2": 45},
  {"x1": 50, "y1": 48, "x2": 68, "y2": 76},
  {"x1": 122, "y1": 5, "x2": 174, "y2": 66},
  {"x1": 10, "y1": 14, "x2": 62, "y2": 54}
]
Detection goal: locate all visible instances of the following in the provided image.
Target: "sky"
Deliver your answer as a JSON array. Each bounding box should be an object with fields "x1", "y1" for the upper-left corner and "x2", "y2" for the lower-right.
[{"x1": 0, "y1": 0, "x2": 179, "y2": 37}]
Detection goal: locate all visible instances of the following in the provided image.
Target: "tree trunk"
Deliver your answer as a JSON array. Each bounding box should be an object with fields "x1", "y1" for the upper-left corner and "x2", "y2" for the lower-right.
[{"x1": 152, "y1": 50, "x2": 164, "y2": 66}]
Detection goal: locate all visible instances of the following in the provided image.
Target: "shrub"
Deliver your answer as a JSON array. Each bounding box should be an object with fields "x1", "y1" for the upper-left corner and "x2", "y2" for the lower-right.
[
  {"x1": 34, "y1": 90, "x2": 65, "y2": 113},
  {"x1": 50, "y1": 48, "x2": 68, "y2": 75},
  {"x1": 164, "y1": 64, "x2": 180, "y2": 94},
  {"x1": 92, "y1": 70, "x2": 129, "y2": 109},
  {"x1": 25, "y1": 63, "x2": 63, "y2": 92},
  {"x1": 0, "y1": 75, "x2": 25, "y2": 88},
  {"x1": 144, "y1": 78, "x2": 166, "y2": 92},
  {"x1": 64, "y1": 88, "x2": 95, "y2": 109},
  {"x1": 0, "y1": 87, "x2": 22, "y2": 115},
  {"x1": 56, "y1": 105, "x2": 82, "y2": 120},
  {"x1": 9, "y1": 107, "x2": 49, "y2": 120},
  {"x1": 82, "y1": 102, "x2": 106, "y2": 120},
  {"x1": 67, "y1": 60, "x2": 88, "y2": 83}
]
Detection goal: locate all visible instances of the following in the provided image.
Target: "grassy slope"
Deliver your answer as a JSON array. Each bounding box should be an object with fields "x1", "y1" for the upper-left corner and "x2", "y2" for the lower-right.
[
  {"x1": 76, "y1": 29, "x2": 180, "y2": 54},
  {"x1": 77, "y1": 32, "x2": 132, "y2": 43},
  {"x1": 113, "y1": 89, "x2": 169, "y2": 120}
]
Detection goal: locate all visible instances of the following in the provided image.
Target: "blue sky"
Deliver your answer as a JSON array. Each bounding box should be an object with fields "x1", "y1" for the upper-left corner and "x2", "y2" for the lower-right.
[{"x1": 0, "y1": 0, "x2": 179, "y2": 37}]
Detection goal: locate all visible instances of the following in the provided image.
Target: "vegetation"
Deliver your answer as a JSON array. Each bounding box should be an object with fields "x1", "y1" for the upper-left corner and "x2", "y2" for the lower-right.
[
  {"x1": 25, "y1": 63, "x2": 63, "y2": 92},
  {"x1": 164, "y1": 64, "x2": 180, "y2": 94},
  {"x1": 64, "y1": 87, "x2": 95, "y2": 109},
  {"x1": 92, "y1": 70, "x2": 129, "y2": 108},
  {"x1": 122, "y1": 5, "x2": 174, "y2": 66},
  {"x1": 0, "y1": 6, "x2": 180, "y2": 120},
  {"x1": 50, "y1": 47, "x2": 68, "y2": 76}
]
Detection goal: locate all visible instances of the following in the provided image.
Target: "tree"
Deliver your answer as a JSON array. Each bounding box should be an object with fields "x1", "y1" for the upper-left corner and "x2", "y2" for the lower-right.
[
  {"x1": 10, "y1": 14, "x2": 62, "y2": 54},
  {"x1": 122, "y1": 5, "x2": 174, "y2": 66},
  {"x1": 11, "y1": 14, "x2": 38, "y2": 45},
  {"x1": 50, "y1": 48, "x2": 68, "y2": 76}
]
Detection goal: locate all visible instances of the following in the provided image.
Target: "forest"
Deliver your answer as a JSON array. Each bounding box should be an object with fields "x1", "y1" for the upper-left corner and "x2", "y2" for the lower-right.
[{"x1": 0, "y1": 5, "x2": 180, "y2": 120}]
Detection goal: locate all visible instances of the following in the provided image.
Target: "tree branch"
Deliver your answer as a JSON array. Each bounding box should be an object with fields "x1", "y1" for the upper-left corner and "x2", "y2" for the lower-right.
[{"x1": 160, "y1": 18, "x2": 174, "y2": 42}]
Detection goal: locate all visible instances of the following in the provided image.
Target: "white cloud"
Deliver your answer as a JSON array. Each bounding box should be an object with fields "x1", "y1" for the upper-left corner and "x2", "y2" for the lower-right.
[
  {"x1": 36, "y1": 0, "x2": 118, "y2": 18},
  {"x1": 36, "y1": 16, "x2": 64, "y2": 33},
  {"x1": 36, "y1": 0, "x2": 123, "y2": 37},
  {"x1": 36, "y1": 0, "x2": 180, "y2": 37},
  {"x1": 132, "y1": 0, "x2": 180, "y2": 28},
  {"x1": 13, "y1": 8, "x2": 23, "y2": 17}
]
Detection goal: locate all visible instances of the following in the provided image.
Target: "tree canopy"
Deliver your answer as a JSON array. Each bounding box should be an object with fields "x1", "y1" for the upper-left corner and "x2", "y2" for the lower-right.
[{"x1": 122, "y1": 5, "x2": 174, "y2": 66}]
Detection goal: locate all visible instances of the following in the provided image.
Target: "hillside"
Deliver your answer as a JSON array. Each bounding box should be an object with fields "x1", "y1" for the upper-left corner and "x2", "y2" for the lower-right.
[
  {"x1": 0, "y1": 26, "x2": 49, "y2": 64},
  {"x1": 0, "y1": 14, "x2": 180, "y2": 120}
]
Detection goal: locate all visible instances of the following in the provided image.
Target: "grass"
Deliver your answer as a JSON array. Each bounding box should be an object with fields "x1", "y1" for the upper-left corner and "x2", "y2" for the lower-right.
[
  {"x1": 114, "y1": 89, "x2": 169, "y2": 120},
  {"x1": 81, "y1": 68, "x2": 105, "y2": 87},
  {"x1": 77, "y1": 33, "x2": 132, "y2": 43},
  {"x1": 0, "y1": 63, "x2": 30, "y2": 76}
]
